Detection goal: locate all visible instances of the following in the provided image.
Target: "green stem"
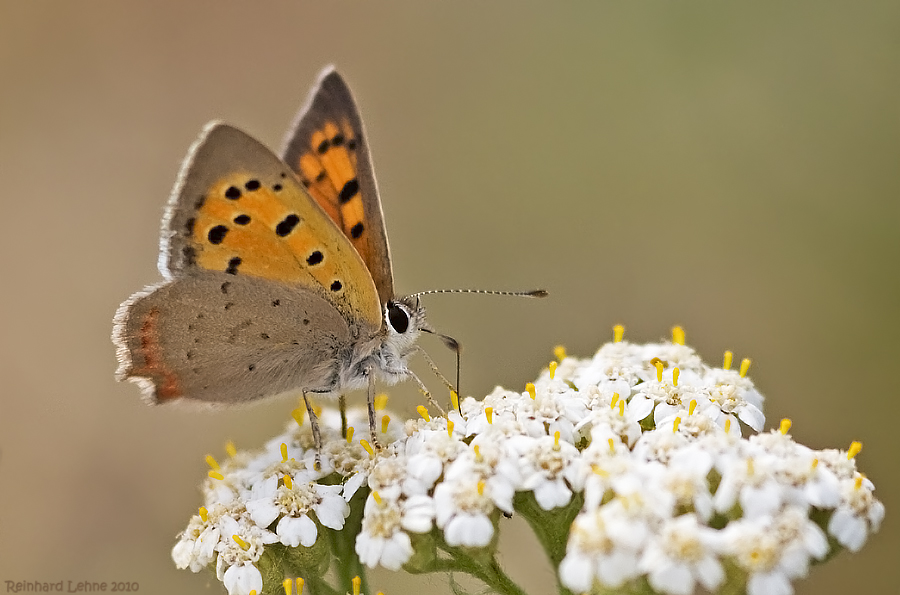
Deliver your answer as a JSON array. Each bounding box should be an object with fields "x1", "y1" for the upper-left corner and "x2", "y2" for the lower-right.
[
  {"x1": 513, "y1": 491, "x2": 583, "y2": 595},
  {"x1": 305, "y1": 575, "x2": 341, "y2": 595},
  {"x1": 330, "y1": 487, "x2": 370, "y2": 594},
  {"x1": 437, "y1": 541, "x2": 529, "y2": 595}
]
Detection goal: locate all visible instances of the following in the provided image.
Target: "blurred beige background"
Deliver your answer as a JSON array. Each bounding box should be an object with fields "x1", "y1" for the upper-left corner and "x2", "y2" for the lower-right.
[{"x1": 1, "y1": 2, "x2": 896, "y2": 594}]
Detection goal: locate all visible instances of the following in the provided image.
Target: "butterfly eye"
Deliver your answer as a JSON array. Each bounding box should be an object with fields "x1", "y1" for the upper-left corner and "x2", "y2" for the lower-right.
[{"x1": 387, "y1": 303, "x2": 409, "y2": 334}]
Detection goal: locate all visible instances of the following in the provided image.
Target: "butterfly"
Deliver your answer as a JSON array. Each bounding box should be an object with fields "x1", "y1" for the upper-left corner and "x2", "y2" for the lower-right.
[{"x1": 113, "y1": 67, "x2": 545, "y2": 449}]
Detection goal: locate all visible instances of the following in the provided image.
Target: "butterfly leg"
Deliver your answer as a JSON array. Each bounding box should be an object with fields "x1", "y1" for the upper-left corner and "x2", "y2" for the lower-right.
[
  {"x1": 408, "y1": 370, "x2": 447, "y2": 417},
  {"x1": 414, "y1": 346, "x2": 458, "y2": 405},
  {"x1": 339, "y1": 394, "x2": 348, "y2": 440},
  {"x1": 302, "y1": 392, "x2": 322, "y2": 471},
  {"x1": 365, "y1": 366, "x2": 381, "y2": 449}
]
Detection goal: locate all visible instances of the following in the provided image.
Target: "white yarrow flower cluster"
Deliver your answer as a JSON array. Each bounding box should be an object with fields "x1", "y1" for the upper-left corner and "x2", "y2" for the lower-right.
[{"x1": 172, "y1": 332, "x2": 883, "y2": 595}]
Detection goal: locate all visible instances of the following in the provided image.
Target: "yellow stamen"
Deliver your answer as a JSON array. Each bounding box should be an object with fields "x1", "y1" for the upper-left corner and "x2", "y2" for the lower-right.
[
  {"x1": 847, "y1": 441, "x2": 863, "y2": 459},
  {"x1": 673, "y1": 417, "x2": 681, "y2": 433},
  {"x1": 724, "y1": 418, "x2": 732, "y2": 433},
  {"x1": 613, "y1": 324, "x2": 625, "y2": 342},
  {"x1": 618, "y1": 400, "x2": 625, "y2": 416},
  {"x1": 854, "y1": 476, "x2": 864, "y2": 490},
  {"x1": 313, "y1": 403, "x2": 322, "y2": 417},
  {"x1": 723, "y1": 351, "x2": 733, "y2": 370},
  {"x1": 372, "y1": 491, "x2": 383, "y2": 505},
  {"x1": 352, "y1": 576, "x2": 361, "y2": 595},
  {"x1": 747, "y1": 458, "x2": 755, "y2": 475},
  {"x1": 484, "y1": 407, "x2": 493, "y2": 424},
  {"x1": 381, "y1": 415, "x2": 391, "y2": 434},
  {"x1": 281, "y1": 443, "x2": 289, "y2": 462},
  {"x1": 673, "y1": 367, "x2": 680, "y2": 386},
  {"x1": 291, "y1": 407, "x2": 305, "y2": 427},
  {"x1": 553, "y1": 431, "x2": 561, "y2": 451},
  {"x1": 811, "y1": 459, "x2": 819, "y2": 469},
  {"x1": 283, "y1": 579, "x2": 293, "y2": 595},
  {"x1": 416, "y1": 405, "x2": 431, "y2": 422},
  {"x1": 688, "y1": 399, "x2": 697, "y2": 416},
  {"x1": 779, "y1": 418, "x2": 792, "y2": 435},
  {"x1": 198, "y1": 507, "x2": 208, "y2": 523},
  {"x1": 672, "y1": 326, "x2": 685, "y2": 345},
  {"x1": 296, "y1": 578, "x2": 304, "y2": 595},
  {"x1": 474, "y1": 445, "x2": 482, "y2": 462},
  {"x1": 346, "y1": 427, "x2": 355, "y2": 444},
  {"x1": 590, "y1": 464, "x2": 608, "y2": 476},
  {"x1": 360, "y1": 439, "x2": 374, "y2": 458},
  {"x1": 549, "y1": 361, "x2": 558, "y2": 379},
  {"x1": 451, "y1": 390, "x2": 460, "y2": 411},
  {"x1": 250, "y1": 591, "x2": 256, "y2": 595},
  {"x1": 205, "y1": 454, "x2": 220, "y2": 470},
  {"x1": 447, "y1": 420, "x2": 455, "y2": 437},
  {"x1": 374, "y1": 393, "x2": 388, "y2": 410},
  {"x1": 225, "y1": 440, "x2": 237, "y2": 458},
  {"x1": 610, "y1": 392, "x2": 619, "y2": 408},
  {"x1": 739, "y1": 358, "x2": 751, "y2": 378},
  {"x1": 608, "y1": 438, "x2": 615, "y2": 453},
  {"x1": 283, "y1": 474, "x2": 293, "y2": 490},
  {"x1": 653, "y1": 358, "x2": 664, "y2": 382},
  {"x1": 477, "y1": 480, "x2": 485, "y2": 496},
  {"x1": 526, "y1": 383, "x2": 536, "y2": 400},
  {"x1": 232, "y1": 535, "x2": 249, "y2": 550},
  {"x1": 554, "y1": 345, "x2": 567, "y2": 361},
  {"x1": 208, "y1": 471, "x2": 223, "y2": 481}
]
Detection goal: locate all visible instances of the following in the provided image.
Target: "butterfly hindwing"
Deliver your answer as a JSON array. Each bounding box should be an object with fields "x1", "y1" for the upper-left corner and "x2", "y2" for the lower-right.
[
  {"x1": 113, "y1": 271, "x2": 351, "y2": 404},
  {"x1": 282, "y1": 67, "x2": 394, "y2": 306},
  {"x1": 161, "y1": 122, "x2": 382, "y2": 333}
]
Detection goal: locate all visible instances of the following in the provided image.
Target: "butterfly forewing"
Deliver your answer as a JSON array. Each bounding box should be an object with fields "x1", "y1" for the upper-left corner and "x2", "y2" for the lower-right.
[
  {"x1": 161, "y1": 122, "x2": 381, "y2": 333},
  {"x1": 283, "y1": 67, "x2": 394, "y2": 306}
]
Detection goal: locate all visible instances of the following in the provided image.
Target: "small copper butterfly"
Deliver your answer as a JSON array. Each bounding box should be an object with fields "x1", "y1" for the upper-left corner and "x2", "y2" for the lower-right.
[{"x1": 113, "y1": 67, "x2": 545, "y2": 447}]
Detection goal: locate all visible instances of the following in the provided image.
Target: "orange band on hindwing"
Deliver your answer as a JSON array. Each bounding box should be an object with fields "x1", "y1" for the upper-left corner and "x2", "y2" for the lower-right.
[{"x1": 135, "y1": 307, "x2": 181, "y2": 400}]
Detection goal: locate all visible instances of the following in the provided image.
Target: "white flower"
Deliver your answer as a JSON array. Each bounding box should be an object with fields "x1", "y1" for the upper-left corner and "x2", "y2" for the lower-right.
[
  {"x1": 433, "y1": 464, "x2": 497, "y2": 547},
  {"x1": 559, "y1": 508, "x2": 642, "y2": 591},
  {"x1": 356, "y1": 492, "x2": 414, "y2": 570},
  {"x1": 722, "y1": 507, "x2": 828, "y2": 595},
  {"x1": 222, "y1": 561, "x2": 262, "y2": 595},
  {"x1": 519, "y1": 433, "x2": 579, "y2": 510},
  {"x1": 245, "y1": 473, "x2": 349, "y2": 548},
  {"x1": 640, "y1": 514, "x2": 724, "y2": 595},
  {"x1": 828, "y1": 475, "x2": 886, "y2": 551}
]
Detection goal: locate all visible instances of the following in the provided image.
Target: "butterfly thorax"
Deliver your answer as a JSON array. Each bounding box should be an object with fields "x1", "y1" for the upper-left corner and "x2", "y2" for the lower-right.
[{"x1": 338, "y1": 297, "x2": 426, "y2": 390}]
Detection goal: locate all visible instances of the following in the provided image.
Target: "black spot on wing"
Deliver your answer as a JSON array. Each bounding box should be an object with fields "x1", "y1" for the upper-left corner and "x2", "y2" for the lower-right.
[
  {"x1": 339, "y1": 179, "x2": 359, "y2": 204},
  {"x1": 208, "y1": 225, "x2": 228, "y2": 245},
  {"x1": 225, "y1": 186, "x2": 241, "y2": 200},
  {"x1": 233, "y1": 214, "x2": 250, "y2": 225},
  {"x1": 306, "y1": 250, "x2": 323, "y2": 266},
  {"x1": 244, "y1": 179, "x2": 260, "y2": 191},
  {"x1": 276, "y1": 214, "x2": 300, "y2": 237},
  {"x1": 350, "y1": 222, "x2": 364, "y2": 239},
  {"x1": 181, "y1": 245, "x2": 197, "y2": 267},
  {"x1": 330, "y1": 280, "x2": 342, "y2": 292},
  {"x1": 226, "y1": 257, "x2": 242, "y2": 275},
  {"x1": 221, "y1": 282, "x2": 231, "y2": 294}
]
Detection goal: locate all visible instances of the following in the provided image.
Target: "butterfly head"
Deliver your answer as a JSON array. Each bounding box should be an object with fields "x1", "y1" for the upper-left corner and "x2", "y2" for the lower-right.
[{"x1": 384, "y1": 296, "x2": 427, "y2": 348}]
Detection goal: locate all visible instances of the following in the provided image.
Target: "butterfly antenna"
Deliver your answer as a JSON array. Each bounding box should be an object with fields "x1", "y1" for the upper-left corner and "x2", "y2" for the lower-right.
[
  {"x1": 421, "y1": 328, "x2": 462, "y2": 411},
  {"x1": 408, "y1": 288, "x2": 548, "y2": 299}
]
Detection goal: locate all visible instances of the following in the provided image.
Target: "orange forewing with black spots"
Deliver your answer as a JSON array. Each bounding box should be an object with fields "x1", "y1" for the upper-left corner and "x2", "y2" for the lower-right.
[
  {"x1": 163, "y1": 123, "x2": 381, "y2": 332},
  {"x1": 283, "y1": 68, "x2": 394, "y2": 306}
]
